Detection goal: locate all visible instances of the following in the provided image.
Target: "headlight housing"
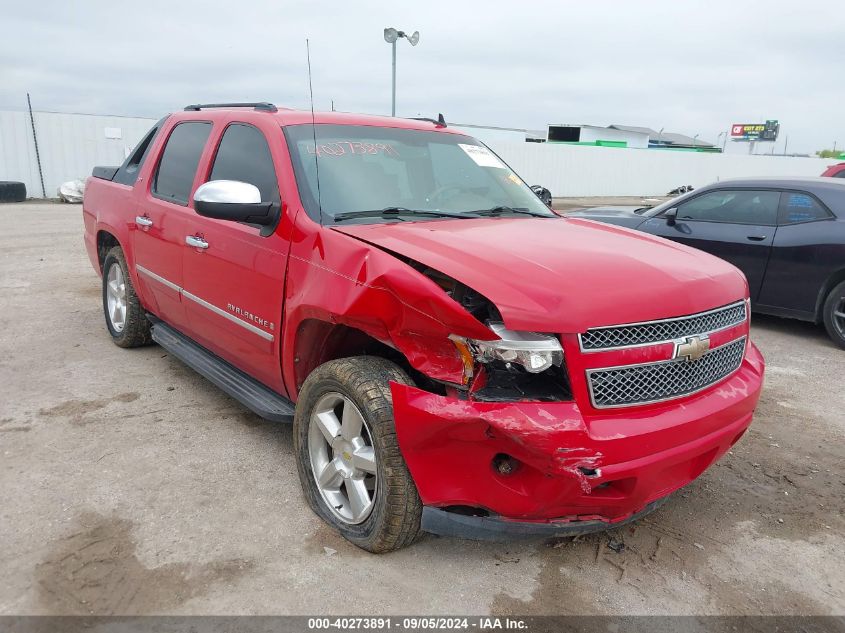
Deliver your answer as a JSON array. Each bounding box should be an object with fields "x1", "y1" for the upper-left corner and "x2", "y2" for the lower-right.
[{"x1": 452, "y1": 322, "x2": 564, "y2": 376}]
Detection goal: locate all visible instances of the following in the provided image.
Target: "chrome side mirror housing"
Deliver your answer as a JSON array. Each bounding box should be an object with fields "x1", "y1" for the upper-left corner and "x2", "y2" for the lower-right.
[{"x1": 193, "y1": 180, "x2": 274, "y2": 225}]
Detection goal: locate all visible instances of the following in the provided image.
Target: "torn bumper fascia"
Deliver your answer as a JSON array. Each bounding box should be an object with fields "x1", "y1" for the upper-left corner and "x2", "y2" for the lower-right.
[
  {"x1": 420, "y1": 497, "x2": 670, "y2": 542},
  {"x1": 391, "y1": 342, "x2": 764, "y2": 525}
]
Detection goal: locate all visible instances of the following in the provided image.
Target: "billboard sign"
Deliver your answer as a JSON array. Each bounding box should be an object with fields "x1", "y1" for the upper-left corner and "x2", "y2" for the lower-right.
[{"x1": 730, "y1": 120, "x2": 780, "y2": 142}]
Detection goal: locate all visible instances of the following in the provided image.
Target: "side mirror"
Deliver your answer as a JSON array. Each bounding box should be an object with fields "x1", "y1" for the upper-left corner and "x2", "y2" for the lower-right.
[
  {"x1": 193, "y1": 180, "x2": 274, "y2": 225},
  {"x1": 530, "y1": 185, "x2": 552, "y2": 207},
  {"x1": 664, "y1": 207, "x2": 678, "y2": 226}
]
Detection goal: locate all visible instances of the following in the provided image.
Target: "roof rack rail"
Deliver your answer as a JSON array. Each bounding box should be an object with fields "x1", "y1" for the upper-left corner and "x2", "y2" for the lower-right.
[
  {"x1": 183, "y1": 102, "x2": 278, "y2": 113},
  {"x1": 410, "y1": 113, "x2": 447, "y2": 128}
]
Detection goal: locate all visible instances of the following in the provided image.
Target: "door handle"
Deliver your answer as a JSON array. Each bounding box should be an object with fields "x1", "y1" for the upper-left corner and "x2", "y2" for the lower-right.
[
  {"x1": 135, "y1": 215, "x2": 153, "y2": 227},
  {"x1": 746, "y1": 235, "x2": 767, "y2": 241},
  {"x1": 185, "y1": 235, "x2": 209, "y2": 249}
]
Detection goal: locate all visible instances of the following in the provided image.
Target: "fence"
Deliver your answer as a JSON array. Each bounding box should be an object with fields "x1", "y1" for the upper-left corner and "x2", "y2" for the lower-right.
[
  {"x1": 0, "y1": 109, "x2": 835, "y2": 199},
  {"x1": 0, "y1": 110, "x2": 156, "y2": 199},
  {"x1": 492, "y1": 141, "x2": 834, "y2": 197}
]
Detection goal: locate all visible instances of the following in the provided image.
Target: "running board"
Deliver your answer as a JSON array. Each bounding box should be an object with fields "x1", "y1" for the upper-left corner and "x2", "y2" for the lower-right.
[{"x1": 151, "y1": 322, "x2": 295, "y2": 423}]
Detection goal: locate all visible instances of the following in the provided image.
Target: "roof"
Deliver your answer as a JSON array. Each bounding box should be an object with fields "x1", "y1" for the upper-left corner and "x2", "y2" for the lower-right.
[
  {"x1": 173, "y1": 106, "x2": 467, "y2": 134},
  {"x1": 551, "y1": 123, "x2": 648, "y2": 136},
  {"x1": 702, "y1": 176, "x2": 845, "y2": 190},
  {"x1": 658, "y1": 132, "x2": 714, "y2": 147},
  {"x1": 610, "y1": 124, "x2": 714, "y2": 147},
  {"x1": 609, "y1": 124, "x2": 658, "y2": 136},
  {"x1": 277, "y1": 110, "x2": 466, "y2": 133}
]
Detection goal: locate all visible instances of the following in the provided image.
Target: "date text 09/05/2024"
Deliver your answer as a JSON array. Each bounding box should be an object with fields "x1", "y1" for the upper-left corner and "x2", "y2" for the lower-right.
[{"x1": 307, "y1": 617, "x2": 528, "y2": 630}]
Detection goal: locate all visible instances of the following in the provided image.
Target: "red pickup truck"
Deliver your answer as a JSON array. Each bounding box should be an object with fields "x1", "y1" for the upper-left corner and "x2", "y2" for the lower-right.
[{"x1": 83, "y1": 103, "x2": 764, "y2": 552}]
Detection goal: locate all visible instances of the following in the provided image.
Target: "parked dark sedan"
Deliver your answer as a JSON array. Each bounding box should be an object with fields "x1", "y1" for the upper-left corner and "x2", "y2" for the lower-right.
[{"x1": 568, "y1": 177, "x2": 845, "y2": 348}]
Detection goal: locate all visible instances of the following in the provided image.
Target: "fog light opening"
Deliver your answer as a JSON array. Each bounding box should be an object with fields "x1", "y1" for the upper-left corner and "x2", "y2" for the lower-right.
[{"x1": 492, "y1": 453, "x2": 520, "y2": 476}]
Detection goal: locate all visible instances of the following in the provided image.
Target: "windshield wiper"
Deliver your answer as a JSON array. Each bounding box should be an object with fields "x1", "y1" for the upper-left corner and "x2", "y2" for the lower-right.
[
  {"x1": 332, "y1": 207, "x2": 477, "y2": 222},
  {"x1": 471, "y1": 206, "x2": 550, "y2": 218}
]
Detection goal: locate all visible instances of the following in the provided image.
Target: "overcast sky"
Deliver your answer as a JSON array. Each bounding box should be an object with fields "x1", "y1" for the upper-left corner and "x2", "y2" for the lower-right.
[{"x1": 1, "y1": 0, "x2": 842, "y2": 154}]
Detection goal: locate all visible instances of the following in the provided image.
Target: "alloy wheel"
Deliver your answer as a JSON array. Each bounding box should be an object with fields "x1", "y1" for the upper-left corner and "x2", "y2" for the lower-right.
[
  {"x1": 833, "y1": 295, "x2": 845, "y2": 338},
  {"x1": 308, "y1": 392, "x2": 378, "y2": 524},
  {"x1": 106, "y1": 263, "x2": 127, "y2": 333}
]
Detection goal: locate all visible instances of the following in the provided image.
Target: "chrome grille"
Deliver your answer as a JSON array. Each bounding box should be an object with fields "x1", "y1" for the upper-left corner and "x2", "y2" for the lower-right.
[
  {"x1": 587, "y1": 337, "x2": 746, "y2": 408},
  {"x1": 579, "y1": 301, "x2": 747, "y2": 351}
]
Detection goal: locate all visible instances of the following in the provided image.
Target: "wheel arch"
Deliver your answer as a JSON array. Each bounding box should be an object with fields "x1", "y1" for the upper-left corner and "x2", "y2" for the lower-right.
[
  {"x1": 815, "y1": 267, "x2": 845, "y2": 322},
  {"x1": 96, "y1": 229, "x2": 121, "y2": 273},
  {"x1": 291, "y1": 318, "x2": 408, "y2": 398}
]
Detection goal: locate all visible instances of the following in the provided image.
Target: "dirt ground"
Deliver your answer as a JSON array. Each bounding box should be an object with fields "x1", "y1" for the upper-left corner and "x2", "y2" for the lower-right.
[{"x1": 0, "y1": 202, "x2": 842, "y2": 616}]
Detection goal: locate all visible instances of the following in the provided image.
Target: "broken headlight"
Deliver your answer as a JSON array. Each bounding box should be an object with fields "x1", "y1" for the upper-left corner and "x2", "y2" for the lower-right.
[
  {"x1": 473, "y1": 323, "x2": 564, "y2": 373},
  {"x1": 452, "y1": 322, "x2": 563, "y2": 376}
]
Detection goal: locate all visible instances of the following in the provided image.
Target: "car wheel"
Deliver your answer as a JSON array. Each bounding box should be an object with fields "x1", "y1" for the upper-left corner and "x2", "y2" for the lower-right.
[
  {"x1": 294, "y1": 356, "x2": 423, "y2": 553},
  {"x1": 822, "y1": 281, "x2": 845, "y2": 350},
  {"x1": 102, "y1": 246, "x2": 152, "y2": 348}
]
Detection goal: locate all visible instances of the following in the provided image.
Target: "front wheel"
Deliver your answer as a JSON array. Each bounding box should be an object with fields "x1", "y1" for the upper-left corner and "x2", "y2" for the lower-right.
[
  {"x1": 822, "y1": 281, "x2": 845, "y2": 350},
  {"x1": 293, "y1": 357, "x2": 423, "y2": 553}
]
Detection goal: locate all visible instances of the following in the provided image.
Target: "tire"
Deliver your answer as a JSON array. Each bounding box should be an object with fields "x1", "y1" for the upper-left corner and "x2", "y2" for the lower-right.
[
  {"x1": 294, "y1": 356, "x2": 423, "y2": 553},
  {"x1": 102, "y1": 246, "x2": 152, "y2": 348},
  {"x1": 0, "y1": 181, "x2": 26, "y2": 203},
  {"x1": 822, "y1": 281, "x2": 845, "y2": 350}
]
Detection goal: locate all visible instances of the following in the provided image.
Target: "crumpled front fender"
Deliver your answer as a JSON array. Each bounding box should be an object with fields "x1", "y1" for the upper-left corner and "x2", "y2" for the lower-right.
[{"x1": 283, "y1": 222, "x2": 493, "y2": 396}]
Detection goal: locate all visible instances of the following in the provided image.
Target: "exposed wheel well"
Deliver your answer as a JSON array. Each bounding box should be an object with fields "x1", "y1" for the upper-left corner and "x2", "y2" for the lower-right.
[
  {"x1": 96, "y1": 231, "x2": 120, "y2": 273},
  {"x1": 292, "y1": 320, "x2": 407, "y2": 394},
  {"x1": 816, "y1": 268, "x2": 845, "y2": 322}
]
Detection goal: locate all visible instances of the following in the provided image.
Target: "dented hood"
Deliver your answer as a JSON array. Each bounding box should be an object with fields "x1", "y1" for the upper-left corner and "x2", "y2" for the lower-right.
[{"x1": 332, "y1": 216, "x2": 748, "y2": 333}]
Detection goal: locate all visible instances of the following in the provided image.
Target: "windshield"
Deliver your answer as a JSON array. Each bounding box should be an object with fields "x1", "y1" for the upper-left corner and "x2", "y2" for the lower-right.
[{"x1": 283, "y1": 124, "x2": 555, "y2": 224}]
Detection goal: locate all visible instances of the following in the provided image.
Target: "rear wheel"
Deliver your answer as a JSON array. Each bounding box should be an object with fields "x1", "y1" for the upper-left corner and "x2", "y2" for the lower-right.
[
  {"x1": 102, "y1": 247, "x2": 152, "y2": 348},
  {"x1": 293, "y1": 357, "x2": 423, "y2": 553},
  {"x1": 822, "y1": 281, "x2": 845, "y2": 350}
]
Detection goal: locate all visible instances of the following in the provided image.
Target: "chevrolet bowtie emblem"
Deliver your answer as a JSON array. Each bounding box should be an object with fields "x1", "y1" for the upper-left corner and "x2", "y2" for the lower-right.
[{"x1": 674, "y1": 335, "x2": 711, "y2": 362}]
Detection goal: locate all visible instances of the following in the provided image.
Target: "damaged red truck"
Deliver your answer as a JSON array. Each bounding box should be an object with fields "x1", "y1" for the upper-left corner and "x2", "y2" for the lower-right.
[{"x1": 83, "y1": 103, "x2": 764, "y2": 552}]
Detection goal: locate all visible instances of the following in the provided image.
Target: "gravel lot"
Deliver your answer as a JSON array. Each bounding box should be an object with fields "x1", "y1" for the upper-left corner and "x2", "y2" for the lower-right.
[{"x1": 1, "y1": 202, "x2": 843, "y2": 615}]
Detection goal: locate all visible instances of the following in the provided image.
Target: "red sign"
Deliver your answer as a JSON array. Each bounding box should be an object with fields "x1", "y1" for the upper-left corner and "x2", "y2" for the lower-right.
[
  {"x1": 731, "y1": 124, "x2": 765, "y2": 137},
  {"x1": 730, "y1": 121, "x2": 779, "y2": 141}
]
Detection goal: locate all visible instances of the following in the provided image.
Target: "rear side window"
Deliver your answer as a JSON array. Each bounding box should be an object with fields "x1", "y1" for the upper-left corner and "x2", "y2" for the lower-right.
[
  {"x1": 153, "y1": 122, "x2": 212, "y2": 205},
  {"x1": 209, "y1": 124, "x2": 279, "y2": 203},
  {"x1": 114, "y1": 119, "x2": 164, "y2": 186},
  {"x1": 779, "y1": 192, "x2": 832, "y2": 224},
  {"x1": 834, "y1": 170, "x2": 845, "y2": 179},
  {"x1": 677, "y1": 189, "x2": 780, "y2": 225}
]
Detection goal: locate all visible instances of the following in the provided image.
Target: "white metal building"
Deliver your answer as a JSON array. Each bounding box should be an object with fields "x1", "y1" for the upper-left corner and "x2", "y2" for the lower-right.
[
  {"x1": 0, "y1": 110, "x2": 156, "y2": 199},
  {"x1": 547, "y1": 124, "x2": 650, "y2": 148},
  {"x1": 0, "y1": 109, "x2": 834, "y2": 199}
]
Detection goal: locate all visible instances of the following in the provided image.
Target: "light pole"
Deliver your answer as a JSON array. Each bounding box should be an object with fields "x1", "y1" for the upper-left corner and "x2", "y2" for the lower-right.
[{"x1": 384, "y1": 27, "x2": 420, "y2": 117}]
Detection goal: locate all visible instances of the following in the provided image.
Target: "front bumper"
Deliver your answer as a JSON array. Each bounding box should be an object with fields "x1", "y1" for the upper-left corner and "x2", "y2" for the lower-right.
[
  {"x1": 391, "y1": 342, "x2": 764, "y2": 532},
  {"x1": 421, "y1": 496, "x2": 669, "y2": 542}
]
